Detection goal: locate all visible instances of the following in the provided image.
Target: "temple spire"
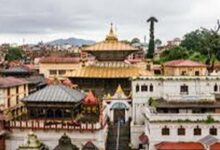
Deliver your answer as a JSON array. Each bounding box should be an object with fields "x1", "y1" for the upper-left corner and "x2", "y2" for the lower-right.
[{"x1": 105, "y1": 23, "x2": 118, "y2": 42}]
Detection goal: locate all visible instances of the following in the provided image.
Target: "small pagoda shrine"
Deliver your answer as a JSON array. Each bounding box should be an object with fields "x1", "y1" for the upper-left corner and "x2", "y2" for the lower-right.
[
  {"x1": 78, "y1": 90, "x2": 100, "y2": 123},
  {"x1": 54, "y1": 133, "x2": 79, "y2": 150},
  {"x1": 18, "y1": 132, "x2": 48, "y2": 150},
  {"x1": 103, "y1": 84, "x2": 132, "y2": 123},
  {"x1": 83, "y1": 90, "x2": 99, "y2": 114}
]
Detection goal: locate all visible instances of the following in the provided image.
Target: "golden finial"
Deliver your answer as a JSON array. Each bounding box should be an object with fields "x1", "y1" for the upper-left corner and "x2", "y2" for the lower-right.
[
  {"x1": 115, "y1": 84, "x2": 124, "y2": 94},
  {"x1": 105, "y1": 22, "x2": 118, "y2": 42}
]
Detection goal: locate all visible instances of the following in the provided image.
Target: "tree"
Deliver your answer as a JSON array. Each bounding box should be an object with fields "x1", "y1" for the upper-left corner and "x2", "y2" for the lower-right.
[
  {"x1": 5, "y1": 47, "x2": 24, "y2": 62},
  {"x1": 155, "y1": 39, "x2": 162, "y2": 47},
  {"x1": 146, "y1": 16, "x2": 158, "y2": 58},
  {"x1": 159, "y1": 46, "x2": 189, "y2": 63},
  {"x1": 180, "y1": 20, "x2": 220, "y2": 70},
  {"x1": 131, "y1": 38, "x2": 141, "y2": 45}
]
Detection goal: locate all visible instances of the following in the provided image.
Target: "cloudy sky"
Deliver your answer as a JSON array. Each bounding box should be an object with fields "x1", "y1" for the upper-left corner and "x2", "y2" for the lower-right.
[{"x1": 0, "y1": 0, "x2": 220, "y2": 44}]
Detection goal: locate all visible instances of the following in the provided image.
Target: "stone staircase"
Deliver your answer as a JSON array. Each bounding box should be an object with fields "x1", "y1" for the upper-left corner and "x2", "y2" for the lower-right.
[{"x1": 106, "y1": 122, "x2": 131, "y2": 150}]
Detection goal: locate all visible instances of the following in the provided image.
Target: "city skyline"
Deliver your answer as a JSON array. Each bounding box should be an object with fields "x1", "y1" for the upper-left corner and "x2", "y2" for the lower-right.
[{"x1": 0, "y1": 0, "x2": 220, "y2": 44}]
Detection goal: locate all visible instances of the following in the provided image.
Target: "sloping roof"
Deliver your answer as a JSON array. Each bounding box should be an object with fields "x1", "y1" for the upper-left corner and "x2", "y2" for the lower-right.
[
  {"x1": 155, "y1": 142, "x2": 205, "y2": 150},
  {"x1": 82, "y1": 41, "x2": 139, "y2": 52},
  {"x1": 199, "y1": 135, "x2": 218, "y2": 147},
  {"x1": 83, "y1": 90, "x2": 98, "y2": 105},
  {"x1": 68, "y1": 61, "x2": 151, "y2": 78},
  {"x1": 0, "y1": 77, "x2": 27, "y2": 88},
  {"x1": 71, "y1": 66, "x2": 140, "y2": 78},
  {"x1": 1, "y1": 66, "x2": 33, "y2": 74},
  {"x1": 24, "y1": 76, "x2": 47, "y2": 85},
  {"x1": 163, "y1": 60, "x2": 206, "y2": 67},
  {"x1": 40, "y1": 57, "x2": 80, "y2": 64},
  {"x1": 22, "y1": 85, "x2": 85, "y2": 103},
  {"x1": 211, "y1": 143, "x2": 220, "y2": 150},
  {"x1": 82, "y1": 24, "x2": 138, "y2": 52}
]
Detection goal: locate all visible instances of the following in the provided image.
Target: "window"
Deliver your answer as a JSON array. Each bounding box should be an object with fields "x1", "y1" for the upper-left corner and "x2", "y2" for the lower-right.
[
  {"x1": 194, "y1": 126, "x2": 201, "y2": 136},
  {"x1": 210, "y1": 127, "x2": 217, "y2": 136},
  {"x1": 49, "y1": 70, "x2": 57, "y2": 75},
  {"x1": 214, "y1": 84, "x2": 218, "y2": 92},
  {"x1": 16, "y1": 86, "x2": 19, "y2": 104},
  {"x1": 136, "y1": 84, "x2": 140, "y2": 92},
  {"x1": 180, "y1": 84, "x2": 188, "y2": 95},
  {"x1": 150, "y1": 84, "x2": 153, "y2": 92},
  {"x1": 162, "y1": 126, "x2": 170, "y2": 135},
  {"x1": 177, "y1": 126, "x2": 185, "y2": 136},
  {"x1": 58, "y1": 70, "x2": 66, "y2": 75},
  {"x1": 195, "y1": 71, "x2": 200, "y2": 76},
  {"x1": 7, "y1": 88, "x2": 10, "y2": 107},
  {"x1": 141, "y1": 85, "x2": 148, "y2": 92},
  {"x1": 181, "y1": 71, "x2": 187, "y2": 76}
]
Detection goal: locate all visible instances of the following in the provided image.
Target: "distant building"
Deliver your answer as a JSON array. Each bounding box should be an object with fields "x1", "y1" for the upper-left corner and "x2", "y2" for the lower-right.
[{"x1": 162, "y1": 59, "x2": 207, "y2": 76}]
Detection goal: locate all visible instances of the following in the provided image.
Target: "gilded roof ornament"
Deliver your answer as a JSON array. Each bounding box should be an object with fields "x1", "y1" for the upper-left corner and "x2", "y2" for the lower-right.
[{"x1": 105, "y1": 23, "x2": 118, "y2": 42}]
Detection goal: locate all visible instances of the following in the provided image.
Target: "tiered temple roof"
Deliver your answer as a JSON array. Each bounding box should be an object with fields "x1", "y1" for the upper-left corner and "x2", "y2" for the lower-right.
[{"x1": 82, "y1": 23, "x2": 139, "y2": 61}]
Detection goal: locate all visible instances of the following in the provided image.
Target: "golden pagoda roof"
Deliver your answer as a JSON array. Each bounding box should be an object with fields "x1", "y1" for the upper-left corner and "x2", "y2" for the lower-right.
[
  {"x1": 82, "y1": 24, "x2": 139, "y2": 52},
  {"x1": 66, "y1": 61, "x2": 152, "y2": 78},
  {"x1": 111, "y1": 84, "x2": 128, "y2": 99}
]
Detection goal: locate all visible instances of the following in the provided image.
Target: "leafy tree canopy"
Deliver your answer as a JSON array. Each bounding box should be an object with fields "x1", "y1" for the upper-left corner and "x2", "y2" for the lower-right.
[
  {"x1": 5, "y1": 47, "x2": 24, "y2": 62},
  {"x1": 131, "y1": 38, "x2": 141, "y2": 44},
  {"x1": 159, "y1": 46, "x2": 208, "y2": 63}
]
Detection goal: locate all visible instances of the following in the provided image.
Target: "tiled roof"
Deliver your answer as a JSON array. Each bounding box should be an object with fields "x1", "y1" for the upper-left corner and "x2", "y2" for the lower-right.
[
  {"x1": 68, "y1": 62, "x2": 151, "y2": 78},
  {"x1": 163, "y1": 60, "x2": 206, "y2": 67},
  {"x1": 211, "y1": 143, "x2": 220, "y2": 150},
  {"x1": 155, "y1": 142, "x2": 205, "y2": 150},
  {"x1": 1, "y1": 66, "x2": 33, "y2": 74},
  {"x1": 82, "y1": 24, "x2": 138, "y2": 52},
  {"x1": 22, "y1": 85, "x2": 85, "y2": 103},
  {"x1": 40, "y1": 57, "x2": 80, "y2": 64},
  {"x1": 24, "y1": 76, "x2": 47, "y2": 85},
  {"x1": 0, "y1": 77, "x2": 27, "y2": 88},
  {"x1": 82, "y1": 40, "x2": 138, "y2": 52}
]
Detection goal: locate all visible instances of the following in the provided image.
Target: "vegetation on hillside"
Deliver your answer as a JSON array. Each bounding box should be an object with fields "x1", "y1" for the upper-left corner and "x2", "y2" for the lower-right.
[{"x1": 158, "y1": 20, "x2": 220, "y2": 67}]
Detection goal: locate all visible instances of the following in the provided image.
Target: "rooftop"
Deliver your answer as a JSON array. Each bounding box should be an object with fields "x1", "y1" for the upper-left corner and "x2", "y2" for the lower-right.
[
  {"x1": 163, "y1": 59, "x2": 206, "y2": 67},
  {"x1": 68, "y1": 61, "x2": 151, "y2": 78},
  {"x1": 155, "y1": 142, "x2": 205, "y2": 150},
  {"x1": 82, "y1": 24, "x2": 138, "y2": 52},
  {"x1": 0, "y1": 77, "x2": 27, "y2": 88},
  {"x1": 40, "y1": 56, "x2": 80, "y2": 64},
  {"x1": 83, "y1": 90, "x2": 99, "y2": 105},
  {"x1": 22, "y1": 84, "x2": 85, "y2": 103}
]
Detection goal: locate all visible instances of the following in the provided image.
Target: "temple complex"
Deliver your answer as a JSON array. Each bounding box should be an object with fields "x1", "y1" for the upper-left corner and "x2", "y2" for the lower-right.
[{"x1": 67, "y1": 24, "x2": 152, "y2": 97}]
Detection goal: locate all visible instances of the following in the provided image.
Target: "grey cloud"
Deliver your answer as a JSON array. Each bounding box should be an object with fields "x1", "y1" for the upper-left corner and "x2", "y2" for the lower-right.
[{"x1": 0, "y1": 0, "x2": 219, "y2": 43}]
